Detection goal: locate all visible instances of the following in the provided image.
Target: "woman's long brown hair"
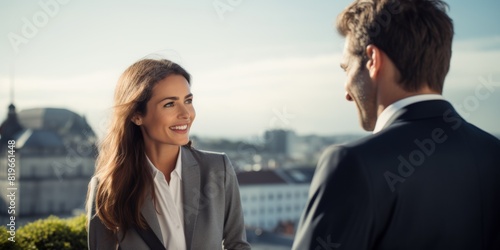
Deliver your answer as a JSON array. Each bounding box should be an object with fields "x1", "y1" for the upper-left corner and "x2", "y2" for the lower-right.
[{"x1": 86, "y1": 58, "x2": 190, "y2": 233}]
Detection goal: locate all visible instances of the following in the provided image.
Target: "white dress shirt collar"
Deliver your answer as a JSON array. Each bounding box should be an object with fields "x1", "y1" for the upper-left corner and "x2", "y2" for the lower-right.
[
  {"x1": 145, "y1": 148, "x2": 186, "y2": 249},
  {"x1": 373, "y1": 94, "x2": 445, "y2": 134},
  {"x1": 146, "y1": 148, "x2": 183, "y2": 181}
]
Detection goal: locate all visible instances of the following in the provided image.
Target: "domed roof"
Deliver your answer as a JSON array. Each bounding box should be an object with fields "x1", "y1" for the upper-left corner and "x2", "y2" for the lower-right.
[
  {"x1": 17, "y1": 108, "x2": 95, "y2": 138},
  {"x1": 1, "y1": 106, "x2": 97, "y2": 152},
  {"x1": 16, "y1": 129, "x2": 64, "y2": 148}
]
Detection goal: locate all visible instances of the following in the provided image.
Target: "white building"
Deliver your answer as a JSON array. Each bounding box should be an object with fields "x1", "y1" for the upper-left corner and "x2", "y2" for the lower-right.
[
  {"x1": 0, "y1": 104, "x2": 96, "y2": 225},
  {"x1": 237, "y1": 168, "x2": 314, "y2": 232}
]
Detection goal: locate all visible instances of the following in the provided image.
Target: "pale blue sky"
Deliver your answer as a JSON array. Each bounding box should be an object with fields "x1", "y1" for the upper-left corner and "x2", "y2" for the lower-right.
[{"x1": 1, "y1": 0, "x2": 499, "y2": 138}]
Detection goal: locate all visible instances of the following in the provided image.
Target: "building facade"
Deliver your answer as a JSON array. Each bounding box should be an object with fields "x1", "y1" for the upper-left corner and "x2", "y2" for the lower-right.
[
  {"x1": 237, "y1": 168, "x2": 314, "y2": 232},
  {"x1": 0, "y1": 104, "x2": 96, "y2": 225}
]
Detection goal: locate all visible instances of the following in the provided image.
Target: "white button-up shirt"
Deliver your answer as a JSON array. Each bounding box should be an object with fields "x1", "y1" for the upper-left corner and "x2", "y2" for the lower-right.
[
  {"x1": 146, "y1": 150, "x2": 186, "y2": 250},
  {"x1": 373, "y1": 94, "x2": 445, "y2": 134}
]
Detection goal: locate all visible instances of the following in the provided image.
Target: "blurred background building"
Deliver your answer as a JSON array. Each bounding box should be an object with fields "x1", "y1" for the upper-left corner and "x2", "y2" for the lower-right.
[
  {"x1": 0, "y1": 103, "x2": 96, "y2": 225},
  {"x1": 237, "y1": 167, "x2": 314, "y2": 232},
  {"x1": 192, "y1": 130, "x2": 364, "y2": 249}
]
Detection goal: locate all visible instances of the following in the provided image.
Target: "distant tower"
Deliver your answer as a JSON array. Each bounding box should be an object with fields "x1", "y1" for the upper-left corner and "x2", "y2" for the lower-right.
[
  {"x1": 0, "y1": 70, "x2": 22, "y2": 143},
  {"x1": 264, "y1": 129, "x2": 292, "y2": 155},
  {"x1": 0, "y1": 104, "x2": 23, "y2": 142}
]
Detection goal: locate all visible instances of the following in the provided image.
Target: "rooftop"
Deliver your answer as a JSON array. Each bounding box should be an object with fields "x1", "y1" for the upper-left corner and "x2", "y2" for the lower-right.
[{"x1": 237, "y1": 167, "x2": 315, "y2": 186}]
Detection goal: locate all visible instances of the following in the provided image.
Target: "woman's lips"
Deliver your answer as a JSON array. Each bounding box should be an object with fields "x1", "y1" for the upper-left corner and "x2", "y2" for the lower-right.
[{"x1": 170, "y1": 124, "x2": 188, "y2": 134}]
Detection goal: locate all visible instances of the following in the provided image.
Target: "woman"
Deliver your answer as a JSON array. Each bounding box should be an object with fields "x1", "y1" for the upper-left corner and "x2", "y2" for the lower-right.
[{"x1": 86, "y1": 58, "x2": 250, "y2": 250}]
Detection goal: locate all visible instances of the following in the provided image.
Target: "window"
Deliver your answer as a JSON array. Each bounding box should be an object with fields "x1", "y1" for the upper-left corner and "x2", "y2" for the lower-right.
[
  {"x1": 268, "y1": 193, "x2": 274, "y2": 200},
  {"x1": 295, "y1": 191, "x2": 300, "y2": 198},
  {"x1": 268, "y1": 207, "x2": 274, "y2": 214}
]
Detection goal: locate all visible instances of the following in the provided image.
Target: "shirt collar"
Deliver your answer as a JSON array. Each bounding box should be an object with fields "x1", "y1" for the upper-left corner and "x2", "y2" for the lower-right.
[
  {"x1": 146, "y1": 148, "x2": 183, "y2": 180},
  {"x1": 373, "y1": 94, "x2": 445, "y2": 134}
]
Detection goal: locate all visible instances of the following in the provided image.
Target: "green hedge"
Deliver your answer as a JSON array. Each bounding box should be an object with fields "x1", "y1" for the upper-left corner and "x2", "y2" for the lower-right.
[
  {"x1": 0, "y1": 224, "x2": 16, "y2": 250},
  {"x1": 0, "y1": 214, "x2": 87, "y2": 250}
]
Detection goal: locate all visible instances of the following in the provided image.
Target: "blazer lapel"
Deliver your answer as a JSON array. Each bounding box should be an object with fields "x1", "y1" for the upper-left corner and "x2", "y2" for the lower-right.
[
  {"x1": 140, "y1": 192, "x2": 165, "y2": 246},
  {"x1": 181, "y1": 146, "x2": 201, "y2": 250}
]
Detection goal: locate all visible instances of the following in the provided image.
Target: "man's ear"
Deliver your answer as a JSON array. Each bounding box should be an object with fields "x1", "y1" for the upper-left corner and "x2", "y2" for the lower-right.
[
  {"x1": 131, "y1": 114, "x2": 142, "y2": 126},
  {"x1": 365, "y1": 45, "x2": 382, "y2": 79}
]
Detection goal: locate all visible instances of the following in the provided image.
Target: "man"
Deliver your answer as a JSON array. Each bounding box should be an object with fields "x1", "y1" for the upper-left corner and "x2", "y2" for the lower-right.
[{"x1": 292, "y1": 0, "x2": 500, "y2": 249}]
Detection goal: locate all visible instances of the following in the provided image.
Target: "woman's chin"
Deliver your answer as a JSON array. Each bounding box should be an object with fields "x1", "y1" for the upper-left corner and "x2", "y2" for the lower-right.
[{"x1": 176, "y1": 137, "x2": 190, "y2": 146}]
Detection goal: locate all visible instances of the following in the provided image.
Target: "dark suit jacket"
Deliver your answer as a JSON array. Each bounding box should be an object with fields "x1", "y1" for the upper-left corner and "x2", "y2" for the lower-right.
[
  {"x1": 87, "y1": 146, "x2": 251, "y2": 250},
  {"x1": 293, "y1": 100, "x2": 500, "y2": 250}
]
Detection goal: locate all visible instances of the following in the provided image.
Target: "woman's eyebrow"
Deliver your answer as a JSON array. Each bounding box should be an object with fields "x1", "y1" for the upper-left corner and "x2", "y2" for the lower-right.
[
  {"x1": 157, "y1": 93, "x2": 193, "y2": 103},
  {"x1": 157, "y1": 96, "x2": 178, "y2": 104}
]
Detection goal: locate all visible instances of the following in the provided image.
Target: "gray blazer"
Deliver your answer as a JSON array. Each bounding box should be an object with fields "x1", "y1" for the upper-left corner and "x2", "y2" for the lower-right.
[{"x1": 87, "y1": 146, "x2": 251, "y2": 250}]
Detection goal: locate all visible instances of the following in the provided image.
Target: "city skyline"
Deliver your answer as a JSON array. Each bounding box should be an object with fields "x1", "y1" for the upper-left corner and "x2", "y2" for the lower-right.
[{"x1": 1, "y1": 0, "x2": 499, "y2": 139}]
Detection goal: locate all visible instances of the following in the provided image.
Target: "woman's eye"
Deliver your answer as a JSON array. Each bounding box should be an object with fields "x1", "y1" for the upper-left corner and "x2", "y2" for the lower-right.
[
  {"x1": 185, "y1": 99, "x2": 193, "y2": 104},
  {"x1": 164, "y1": 102, "x2": 174, "y2": 108}
]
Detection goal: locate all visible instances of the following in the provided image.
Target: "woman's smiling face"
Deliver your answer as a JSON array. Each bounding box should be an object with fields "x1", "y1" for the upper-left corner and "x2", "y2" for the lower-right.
[{"x1": 136, "y1": 74, "x2": 195, "y2": 147}]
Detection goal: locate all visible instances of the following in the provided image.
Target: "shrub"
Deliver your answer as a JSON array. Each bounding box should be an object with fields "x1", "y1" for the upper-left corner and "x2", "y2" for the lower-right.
[
  {"x1": 0, "y1": 214, "x2": 87, "y2": 250},
  {"x1": 0, "y1": 225, "x2": 17, "y2": 250}
]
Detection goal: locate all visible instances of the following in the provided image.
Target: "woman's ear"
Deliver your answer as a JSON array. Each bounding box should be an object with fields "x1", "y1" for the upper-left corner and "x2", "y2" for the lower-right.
[
  {"x1": 365, "y1": 44, "x2": 382, "y2": 79},
  {"x1": 131, "y1": 114, "x2": 142, "y2": 126}
]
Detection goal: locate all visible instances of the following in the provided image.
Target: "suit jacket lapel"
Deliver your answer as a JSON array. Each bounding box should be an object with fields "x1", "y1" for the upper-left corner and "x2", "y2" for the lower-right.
[
  {"x1": 140, "y1": 192, "x2": 164, "y2": 246},
  {"x1": 181, "y1": 146, "x2": 201, "y2": 250}
]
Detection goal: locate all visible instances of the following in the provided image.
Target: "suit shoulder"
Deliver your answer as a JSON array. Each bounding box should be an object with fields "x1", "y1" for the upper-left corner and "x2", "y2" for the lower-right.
[
  {"x1": 318, "y1": 135, "x2": 387, "y2": 175},
  {"x1": 328, "y1": 133, "x2": 381, "y2": 154},
  {"x1": 190, "y1": 147, "x2": 226, "y2": 158},
  {"x1": 321, "y1": 144, "x2": 350, "y2": 157},
  {"x1": 187, "y1": 147, "x2": 229, "y2": 167},
  {"x1": 191, "y1": 147, "x2": 226, "y2": 155},
  {"x1": 464, "y1": 122, "x2": 500, "y2": 144},
  {"x1": 317, "y1": 144, "x2": 359, "y2": 172}
]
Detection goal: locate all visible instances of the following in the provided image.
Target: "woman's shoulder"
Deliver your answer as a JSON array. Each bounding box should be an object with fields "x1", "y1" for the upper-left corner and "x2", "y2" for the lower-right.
[
  {"x1": 183, "y1": 146, "x2": 231, "y2": 167},
  {"x1": 184, "y1": 145, "x2": 226, "y2": 157}
]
